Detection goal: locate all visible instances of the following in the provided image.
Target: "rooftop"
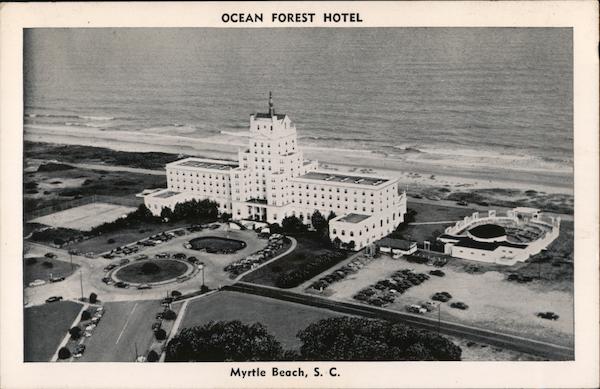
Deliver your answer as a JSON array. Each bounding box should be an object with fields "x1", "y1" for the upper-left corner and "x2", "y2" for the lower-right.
[
  {"x1": 336, "y1": 213, "x2": 371, "y2": 224},
  {"x1": 254, "y1": 113, "x2": 287, "y2": 120},
  {"x1": 153, "y1": 190, "x2": 181, "y2": 199},
  {"x1": 297, "y1": 171, "x2": 389, "y2": 186},
  {"x1": 174, "y1": 158, "x2": 239, "y2": 170}
]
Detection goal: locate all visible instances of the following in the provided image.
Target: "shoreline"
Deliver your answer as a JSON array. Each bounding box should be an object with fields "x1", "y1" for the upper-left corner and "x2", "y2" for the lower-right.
[{"x1": 25, "y1": 125, "x2": 573, "y2": 196}]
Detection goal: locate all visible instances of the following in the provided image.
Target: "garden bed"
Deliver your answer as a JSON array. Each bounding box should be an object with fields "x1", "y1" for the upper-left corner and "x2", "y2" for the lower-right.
[
  {"x1": 114, "y1": 259, "x2": 189, "y2": 284},
  {"x1": 188, "y1": 236, "x2": 246, "y2": 254}
]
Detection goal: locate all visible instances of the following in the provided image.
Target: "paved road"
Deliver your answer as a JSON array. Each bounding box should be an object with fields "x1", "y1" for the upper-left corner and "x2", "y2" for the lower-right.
[
  {"x1": 24, "y1": 226, "x2": 266, "y2": 306},
  {"x1": 77, "y1": 300, "x2": 160, "y2": 362},
  {"x1": 224, "y1": 282, "x2": 574, "y2": 361}
]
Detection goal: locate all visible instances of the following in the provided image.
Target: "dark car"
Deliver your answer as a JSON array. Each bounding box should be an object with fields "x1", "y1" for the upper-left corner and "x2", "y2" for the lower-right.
[
  {"x1": 429, "y1": 270, "x2": 446, "y2": 277},
  {"x1": 137, "y1": 284, "x2": 152, "y2": 290},
  {"x1": 115, "y1": 281, "x2": 129, "y2": 289},
  {"x1": 104, "y1": 264, "x2": 117, "y2": 272},
  {"x1": 432, "y1": 292, "x2": 452, "y2": 302},
  {"x1": 44, "y1": 252, "x2": 57, "y2": 259},
  {"x1": 450, "y1": 302, "x2": 469, "y2": 310},
  {"x1": 456, "y1": 201, "x2": 468, "y2": 206},
  {"x1": 537, "y1": 311, "x2": 559, "y2": 320},
  {"x1": 49, "y1": 276, "x2": 65, "y2": 283},
  {"x1": 208, "y1": 224, "x2": 220, "y2": 230},
  {"x1": 45, "y1": 296, "x2": 63, "y2": 303}
]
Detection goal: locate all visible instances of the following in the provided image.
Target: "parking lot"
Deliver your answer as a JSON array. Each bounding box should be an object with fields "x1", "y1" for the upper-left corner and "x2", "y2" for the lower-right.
[{"x1": 320, "y1": 255, "x2": 574, "y2": 347}]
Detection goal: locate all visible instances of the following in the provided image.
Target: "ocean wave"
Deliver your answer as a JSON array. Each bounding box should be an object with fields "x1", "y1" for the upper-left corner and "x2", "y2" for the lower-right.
[
  {"x1": 25, "y1": 113, "x2": 115, "y2": 121},
  {"x1": 220, "y1": 130, "x2": 251, "y2": 137},
  {"x1": 78, "y1": 115, "x2": 114, "y2": 121}
]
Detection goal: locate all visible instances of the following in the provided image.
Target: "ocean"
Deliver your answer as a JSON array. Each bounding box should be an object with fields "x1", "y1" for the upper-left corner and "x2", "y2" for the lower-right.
[{"x1": 23, "y1": 28, "x2": 573, "y2": 175}]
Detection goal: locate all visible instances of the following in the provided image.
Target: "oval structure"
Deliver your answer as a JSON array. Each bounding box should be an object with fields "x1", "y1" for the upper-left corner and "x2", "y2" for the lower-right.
[{"x1": 467, "y1": 223, "x2": 507, "y2": 242}]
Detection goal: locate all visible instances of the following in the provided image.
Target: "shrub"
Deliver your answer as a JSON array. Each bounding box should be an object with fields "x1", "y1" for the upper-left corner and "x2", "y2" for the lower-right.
[
  {"x1": 141, "y1": 262, "x2": 160, "y2": 274},
  {"x1": 58, "y1": 347, "x2": 71, "y2": 359},
  {"x1": 171, "y1": 290, "x2": 182, "y2": 298},
  {"x1": 107, "y1": 238, "x2": 115, "y2": 244},
  {"x1": 81, "y1": 310, "x2": 91, "y2": 321},
  {"x1": 42, "y1": 261, "x2": 54, "y2": 268},
  {"x1": 25, "y1": 257, "x2": 38, "y2": 266},
  {"x1": 89, "y1": 293, "x2": 98, "y2": 304},
  {"x1": 200, "y1": 285, "x2": 210, "y2": 293},
  {"x1": 162, "y1": 310, "x2": 177, "y2": 321},
  {"x1": 147, "y1": 350, "x2": 160, "y2": 362},
  {"x1": 69, "y1": 326, "x2": 82, "y2": 340},
  {"x1": 155, "y1": 328, "x2": 167, "y2": 341}
]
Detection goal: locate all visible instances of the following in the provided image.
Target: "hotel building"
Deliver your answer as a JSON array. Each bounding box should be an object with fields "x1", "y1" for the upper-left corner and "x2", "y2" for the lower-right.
[{"x1": 145, "y1": 93, "x2": 407, "y2": 250}]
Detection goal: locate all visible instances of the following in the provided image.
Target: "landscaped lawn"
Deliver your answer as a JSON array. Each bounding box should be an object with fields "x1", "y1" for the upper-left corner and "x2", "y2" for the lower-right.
[
  {"x1": 241, "y1": 234, "x2": 347, "y2": 287},
  {"x1": 24, "y1": 300, "x2": 83, "y2": 362},
  {"x1": 23, "y1": 257, "x2": 78, "y2": 287},
  {"x1": 114, "y1": 259, "x2": 189, "y2": 283},
  {"x1": 189, "y1": 236, "x2": 246, "y2": 252},
  {"x1": 178, "y1": 291, "x2": 342, "y2": 350}
]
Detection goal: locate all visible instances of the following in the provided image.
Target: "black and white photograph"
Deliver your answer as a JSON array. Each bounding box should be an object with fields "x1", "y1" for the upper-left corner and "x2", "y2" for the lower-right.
[{"x1": 1, "y1": 2, "x2": 598, "y2": 388}]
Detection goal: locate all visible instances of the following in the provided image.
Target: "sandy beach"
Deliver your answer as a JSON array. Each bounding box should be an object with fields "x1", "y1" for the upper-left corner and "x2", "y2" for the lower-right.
[{"x1": 25, "y1": 124, "x2": 573, "y2": 198}]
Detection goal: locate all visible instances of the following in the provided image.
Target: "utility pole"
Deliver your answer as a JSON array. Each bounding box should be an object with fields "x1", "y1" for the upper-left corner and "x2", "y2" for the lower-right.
[
  {"x1": 437, "y1": 303, "x2": 441, "y2": 335},
  {"x1": 80, "y1": 270, "x2": 84, "y2": 301}
]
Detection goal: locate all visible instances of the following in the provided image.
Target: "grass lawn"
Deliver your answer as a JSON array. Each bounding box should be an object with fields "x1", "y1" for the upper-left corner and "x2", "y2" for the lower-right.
[
  {"x1": 114, "y1": 259, "x2": 189, "y2": 283},
  {"x1": 23, "y1": 257, "x2": 78, "y2": 287},
  {"x1": 189, "y1": 236, "x2": 246, "y2": 252},
  {"x1": 241, "y1": 234, "x2": 346, "y2": 287},
  {"x1": 66, "y1": 221, "x2": 190, "y2": 255},
  {"x1": 24, "y1": 301, "x2": 83, "y2": 362},
  {"x1": 179, "y1": 291, "x2": 342, "y2": 350}
]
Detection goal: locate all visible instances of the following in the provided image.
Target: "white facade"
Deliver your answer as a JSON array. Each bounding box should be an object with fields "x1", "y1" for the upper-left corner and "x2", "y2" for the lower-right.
[{"x1": 145, "y1": 93, "x2": 407, "y2": 250}]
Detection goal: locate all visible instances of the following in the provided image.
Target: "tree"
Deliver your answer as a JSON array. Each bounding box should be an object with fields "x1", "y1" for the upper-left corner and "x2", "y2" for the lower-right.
[
  {"x1": 327, "y1": 211, "x2": 337, "y2": 221},
  {"x1": 346, "y1": 240, "x2": 356, "y2": 251},
  {"x1": 58, "y1": 347, "x2": 71, "y2": 360},
  {"x1": 89, "y1": 293, "x2": 98, "y2": 304},
  {"x1": 155, "y1": 328, "x2": 167, "y2": 341},
  {"x1": 160, "y1": 207, "x2": 174, "y2": 222},
  {"x1": 311, "y1": 210, "x2": 327, "y2": 233},
  {"x1": 147, "y1": 350, "x2": 160, "y2": 362},
  {"x1": 69, "y1": 326, "x2": 82, "y2": 340},
  {"x1": 81, "y1": 310, "x2": 91, "y2": 321},
  {"x1": 281, "y1": 216, "x2": 306, "y2": 234},
  {"x1": 221, "y1": 213, "x2": 232, "y2": 222},
  {"x1": 297, "y1": 317, "x2": 461, "y2": 361},
  {"x1": 332, "y1": 237, "x2": 342, "y2": 249},
  {"x1": 165, "y1": 320, "x2": 283, "y2": 362},
  {"x1": 163, "y1": 309, "x2": 177, "y2": 321}
]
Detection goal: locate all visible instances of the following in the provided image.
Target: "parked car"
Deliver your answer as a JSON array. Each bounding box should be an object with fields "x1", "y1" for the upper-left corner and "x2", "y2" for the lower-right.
[
  {"x1": 104, "y1": 264, "x2": 117, "y2": 272},
  {"x1": 432, "y1": 292, "x2": 452, "y2": 302},
  {"x1": 115, "y1": 281, "x2": 129, "y2": 289},
  {"x1": 29, "y1": 279, "x2": 46, "y2": 287},
  {"x1": 208, "y1": 224, "x2": 220, "y2": 230},
  {"x1": 44, "y1": 252, "x2": 57, "y2": 259},
  {"x1": 450, "y1": 302, "x2": 469, "y2": 310},
  {"x1": 456, "y1": 201, "x2": 468, "y2": 206},
  {"x1": 537, "y1": 311, "x2": 559, "y2": 320},
  {"x1": 421, "y1": 301, "x2": 437, "y2": 312},
  {"x1": 45, "y1": 296, "x2": 63, "y2": 303},
  {"x1": 429, "y1": 270, "x2": 445, "y2": 277},
  {"x1": 49, "y1": 276, "x2": 65, "y2": 283},
  {"x1": 137, "y1": 284, "x2": 152, "y2": 290},
  {"x1": 173, "y1": 253, "x2": 187, "y2": 260},
  {"x1": 73, "y1": 344, "x2": 86, "y2": 358},
  {"x1": 406, "y1": 304, "x2": 427, "y2": 314}
]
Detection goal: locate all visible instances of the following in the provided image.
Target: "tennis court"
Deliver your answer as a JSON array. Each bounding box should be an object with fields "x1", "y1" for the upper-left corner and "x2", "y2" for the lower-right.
[{"x1": 31, "y1": 202, "x2": 136, "y2": 231}]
